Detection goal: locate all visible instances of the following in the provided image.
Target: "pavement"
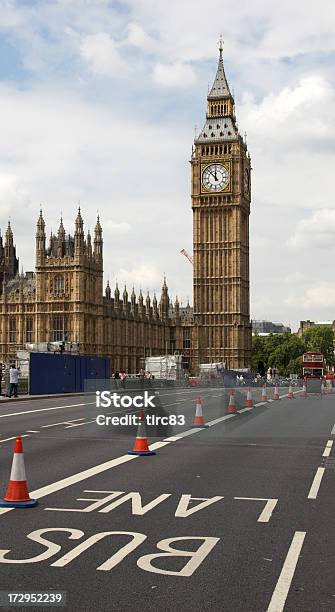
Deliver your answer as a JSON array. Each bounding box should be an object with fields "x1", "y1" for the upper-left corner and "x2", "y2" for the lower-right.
[{"x1": 0, "y1": 385, "x2": 334, "y2": 611}]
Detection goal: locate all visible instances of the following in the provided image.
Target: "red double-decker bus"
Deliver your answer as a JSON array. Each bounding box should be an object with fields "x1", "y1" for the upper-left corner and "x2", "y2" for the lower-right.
[{"x1": 302, "y1": 352, "x2": 325, "y2": 378}]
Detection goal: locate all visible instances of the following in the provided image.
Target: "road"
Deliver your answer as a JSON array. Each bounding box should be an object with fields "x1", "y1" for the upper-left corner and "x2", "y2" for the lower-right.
[{"x1": 0, "y1": 385, "x2": 334, "y2": 611}]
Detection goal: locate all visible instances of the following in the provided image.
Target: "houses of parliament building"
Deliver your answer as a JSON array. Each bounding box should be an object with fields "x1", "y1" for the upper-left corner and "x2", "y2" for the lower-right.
[{"x1": 0, "y1": 44, "x2": 251, "y2": 374}]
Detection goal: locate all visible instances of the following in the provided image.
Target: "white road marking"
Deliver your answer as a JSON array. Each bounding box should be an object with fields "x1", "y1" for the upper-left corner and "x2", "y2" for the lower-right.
[
  {"x1": 234, "y1": 497, "x2": 278, "y2": 522},
  {"x1": 164, "y1": 428, "x2": 203, "y2": 442},
  {"x1": 65, "y1": 420, "x2": 96, "y2": 429},
  {"x1": 0, "y1": 454, "x2": 139, "y2": 516},
  {"x1": 0, "y1": 434, "x2": 30, "y2": 443},
  {"x1": 238, "y1": 407, "x2": 253, "y2": 413},
  {"x1": 267, "y1": 531, "x2": 306, "y2": 612},
  {"x1": 26, "y1": 430, "x2": 40, "y2": 433},
  {"x1": 0, "y1": 403, "x2": 92, "y2": 419},
  {"x1": 42, "y1": 418, "x2": 86, "y2": 429},
  {"x1": 206, "y1": 414, "x2": 236, "y2": 426},
  {"x1": 323, "y1": 440, "x2": 333, "y2": 457},
  {"x1": 331, "y1": 424, "x2": 335, "y2": 435},
  {"x1": 307, "y1": 467, "x2": 325, "y2": 499}
]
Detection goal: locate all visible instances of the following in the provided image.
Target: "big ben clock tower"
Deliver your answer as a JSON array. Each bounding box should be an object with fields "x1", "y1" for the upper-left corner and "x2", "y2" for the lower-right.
[{"x1": 191, "y1": 40, "x2": 251, "y2": 370}]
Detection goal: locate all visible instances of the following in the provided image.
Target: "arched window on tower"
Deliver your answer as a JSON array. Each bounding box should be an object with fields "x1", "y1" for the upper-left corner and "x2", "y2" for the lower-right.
[{"x1": 54, "y1": 275, "x2": 65, "y2": 295}]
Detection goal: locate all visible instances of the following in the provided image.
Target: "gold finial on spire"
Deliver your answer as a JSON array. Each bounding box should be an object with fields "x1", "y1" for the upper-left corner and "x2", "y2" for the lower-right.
[{"x1": 218, "y1": 33, "x2": 224, "y2": 57}]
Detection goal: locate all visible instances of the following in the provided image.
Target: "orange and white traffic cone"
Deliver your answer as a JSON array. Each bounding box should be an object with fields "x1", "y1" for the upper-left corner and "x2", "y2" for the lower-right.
[
  {"x1": 128, "y1": 410, "x2": 156, "y2": 456},
  {"x1": 287, "y1": 384, "x2": 294, "y2": 399},
  {"x1": 227, "y1": 389, "x2": 237, "y2": 414},
  {"x1": 191, "y1": 398, "x2": 209, "y2": 428},
  {"x1": 273, "y1": 384, "x2": 280, "y2": 400},
  {"x1": 245, "y1": 388, "x2": 253, "y2": 407},
  {"x1": 0, "y1": 436, "x2": 37, "y2": 508},
  {"x1": 301, "y1": 383, "x2": 307, "y2": 398},
  {"x1": 261, "y1": 384, "x2": 268, "y2": 401}
]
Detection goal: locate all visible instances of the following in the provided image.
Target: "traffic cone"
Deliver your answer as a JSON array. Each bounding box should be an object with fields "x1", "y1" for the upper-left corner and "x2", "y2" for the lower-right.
[
  {"x1": 287, "y1": 384, "x2": 294, "y2": 399},
  {"x1": 261, "y1": 384, "x2": 268, "y2": 401},
  {"x1": 273, "y1": 384, "x2": 280, "y2": 400},
  {"x1": 301, "y1": 383, "x2": 307, "y2": 398},
  {"x1": 191, "y1": 398, "x2": 209, "y2": 428},
  {"x1": 128, "y1": 410, "x2": 156, "y2": 456},
  {"x1": 0, "y1": 436, "x2": 37, "y2": 508},
  {"x1": 245, "y1": 388, "x2": 253, "y2": 407},
  {"x1": 227, "y1": 389, "x2": 237, "y2": 414}
]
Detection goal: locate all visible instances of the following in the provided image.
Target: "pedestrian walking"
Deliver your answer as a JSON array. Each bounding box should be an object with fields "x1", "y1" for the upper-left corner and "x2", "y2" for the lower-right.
[
  {"x1": 120, "y1": 370, "x2": 127, "y2": 388},
  {"x1": 8, "y1": 363, "x2": 19, "y2": 398}
]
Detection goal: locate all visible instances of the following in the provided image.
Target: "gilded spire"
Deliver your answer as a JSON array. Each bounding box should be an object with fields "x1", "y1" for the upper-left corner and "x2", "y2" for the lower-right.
[{"x1": 208, "y1": 38, "x2": 231, "y2": 100}]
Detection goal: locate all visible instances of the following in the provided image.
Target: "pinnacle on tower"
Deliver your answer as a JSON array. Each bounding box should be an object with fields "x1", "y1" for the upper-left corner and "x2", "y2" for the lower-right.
[
  {"x1": 123, "y1": 284, "x2": 128, "y2": 304},
  {"x1": 105, "y1": 280, "x2": 111, "y2": 300},
  {"x1": 114, "y1": 282, "x2": 120, "y2": 302},
  {"x1": 5, "y1": 220, "x2": 13, "y2": 246},
  {"x1": 130, "y1": 286, "x2": 136, "y2": 312},
  {"x1": 74, "y1": 207, "x2": 85, "y2": 255},
  {"x1": 57, "y1": 216, "x2": 66, "y2": 257},
  {"x1": 86, "y1": 229, "x2": 92, "y2": 257},
  {"x1": 207, "y1": 36, "x2": 231, "y2": 100},
  {"x1": 93, "y1": 214, "x2": 103, "y2": 260},
  {"x1": 36, "y1": 209, "x2": 45, "y2": 233},
  {"x1": 195, "y1": 40, "x2": 238, "y2": 143}
]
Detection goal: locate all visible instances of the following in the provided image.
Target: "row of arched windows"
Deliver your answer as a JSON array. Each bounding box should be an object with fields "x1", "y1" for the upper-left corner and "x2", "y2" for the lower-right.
[
  {"x1": 209, "y1": 103, "x2": 228, "y2": 115},
  {"x1": 201, "y1": 144, "x2": 232, "y2": 156}
]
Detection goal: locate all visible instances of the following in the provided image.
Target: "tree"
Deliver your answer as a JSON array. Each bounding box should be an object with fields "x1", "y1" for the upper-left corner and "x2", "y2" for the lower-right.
[{"x1": 302, "y1": 326, "x2": 335, "y2": 367}]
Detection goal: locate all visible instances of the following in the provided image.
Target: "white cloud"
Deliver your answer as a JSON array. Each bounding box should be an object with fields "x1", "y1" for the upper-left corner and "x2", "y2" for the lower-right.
[
  {"x1": 111, "y1": 264, "x2": 162, "y2": 291},
  {"x1": 153, "y1": 61, "x2": 196, "y2": 87},
  {"x1": 285, "y1": 284, "x2": 335, "y2": 309},
  {"x1": 289, "y1": 209, "x2": 335, "y2": 249},
  {"x1": 80, "y1": 33, "x2": 124, "y2": 75},
  {"x1": 104, "y1": 220, "x2": 132, "y2": 234},
  {"x1": 125, "y1": 22, "x2": 156, "y2": 52}
]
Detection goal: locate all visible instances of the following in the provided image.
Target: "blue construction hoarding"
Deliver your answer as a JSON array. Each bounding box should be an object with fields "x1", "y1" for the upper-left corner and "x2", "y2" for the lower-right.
[{"x1": 29, "y1": 353, "x2": 111, "y2": 395}]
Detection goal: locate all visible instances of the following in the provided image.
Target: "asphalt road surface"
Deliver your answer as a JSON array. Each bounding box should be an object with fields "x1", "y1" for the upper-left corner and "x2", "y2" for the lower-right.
[{"x1": 0, "y1": 385, "x2": 334, "y2": 612}]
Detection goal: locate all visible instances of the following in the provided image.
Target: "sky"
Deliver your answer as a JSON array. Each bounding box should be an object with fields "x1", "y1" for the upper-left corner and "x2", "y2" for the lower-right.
[{"x1": 0, "y1": 0, "x2": 334, "y2": 331}]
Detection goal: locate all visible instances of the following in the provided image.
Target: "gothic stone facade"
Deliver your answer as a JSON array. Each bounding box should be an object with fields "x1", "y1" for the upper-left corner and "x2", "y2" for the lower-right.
[{"x1": 0, "y1": 210, "x2": 192, "y2": 372}]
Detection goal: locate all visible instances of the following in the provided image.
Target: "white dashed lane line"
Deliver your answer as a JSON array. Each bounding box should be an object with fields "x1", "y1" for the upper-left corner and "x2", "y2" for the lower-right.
[
  {"x1": 307, "y1": 467, "x2": 325, "y2": 499},
  {"x1": 322, "y1": 440, "x2": 333, "y2": 457},
  {"x1": 42, "y1": 418, "x2": 86, "y2": 429},
  {"x1": 267, "y1": 531, "x2": 306, "y2": 612},
  {"x1": 0, "y1": 434, "x2": 30, "y2": 443}
]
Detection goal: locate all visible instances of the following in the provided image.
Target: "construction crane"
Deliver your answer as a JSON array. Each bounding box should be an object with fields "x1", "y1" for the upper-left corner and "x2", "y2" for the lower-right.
[{"x1": 180, "y1": 249, "x2": 193, "y2": 265}]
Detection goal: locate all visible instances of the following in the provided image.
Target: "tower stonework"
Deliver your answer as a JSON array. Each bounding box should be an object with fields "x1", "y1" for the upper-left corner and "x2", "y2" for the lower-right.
[{"x1": 191, "y1": 45, "x2": 251, "y2": 370}]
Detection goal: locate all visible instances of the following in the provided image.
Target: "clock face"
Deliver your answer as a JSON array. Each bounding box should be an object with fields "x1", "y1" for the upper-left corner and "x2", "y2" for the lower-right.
[{"x1": 202, "y1": 163, "x2": 229, "y2": 192}]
